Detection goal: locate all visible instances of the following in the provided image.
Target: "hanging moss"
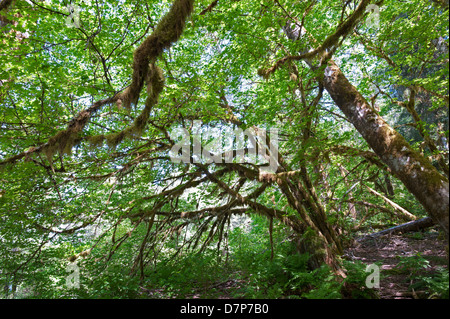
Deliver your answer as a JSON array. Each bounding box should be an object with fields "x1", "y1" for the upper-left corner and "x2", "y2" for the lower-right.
[
  {"x1": 43, "y1": 144, "x2": 56, "y2": 166},
  {"x1": 257, "y1": 67, "x2": 269, "y2": 80},
  {"x1": 62, "y1": 139, "x2": 74, "y2": 155},
  {"x1": 87, "y1": 134, "x2": 105, "y2": 148},
  {"x1": 118, "y1": 0, "x2": 193, "y2": 110},
  {"x1": 85, "y1": 64, "x2": 165, "y2": 151},
  {"x1": 105, "y1": 131, "x2": 127, "y2": 149},
  {"x1": 154, "y1": 0, "x2": 194, "y2": 44}
]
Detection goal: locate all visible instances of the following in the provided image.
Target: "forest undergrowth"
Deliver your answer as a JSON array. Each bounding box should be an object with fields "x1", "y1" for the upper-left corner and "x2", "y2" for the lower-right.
[{"x1": 137, "y1": 223, "x2": 449, "y2": 300}]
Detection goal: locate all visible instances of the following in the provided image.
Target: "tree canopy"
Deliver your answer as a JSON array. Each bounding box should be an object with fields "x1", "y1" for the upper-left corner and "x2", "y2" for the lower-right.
[{"x1": 0, "y1": 0, "x2": 448, "y2": 299}]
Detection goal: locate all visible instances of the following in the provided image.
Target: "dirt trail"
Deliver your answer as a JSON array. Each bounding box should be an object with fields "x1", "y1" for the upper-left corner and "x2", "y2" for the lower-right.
[{"x1": 345, "y1": 230, "x2": 448, "y2": 299}]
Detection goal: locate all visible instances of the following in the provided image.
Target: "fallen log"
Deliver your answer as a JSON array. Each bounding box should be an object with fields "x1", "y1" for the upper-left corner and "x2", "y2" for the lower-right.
[{"x1": 357, "y1": 217, "x2": 436, "y2": 241}]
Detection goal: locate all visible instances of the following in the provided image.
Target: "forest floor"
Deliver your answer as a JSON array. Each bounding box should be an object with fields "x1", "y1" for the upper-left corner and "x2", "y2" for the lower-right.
[
  {"x1": 345, "y1": 229, "x2": 448, "y2": 299},
  {"x1": 140, "y1": 229, "x2": 448, "y2": 299}
]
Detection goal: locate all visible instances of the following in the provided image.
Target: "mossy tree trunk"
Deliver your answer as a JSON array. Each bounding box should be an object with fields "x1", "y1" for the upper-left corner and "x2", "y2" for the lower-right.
[{"x1": 323, "y1": 60, "x2": 449, "y2": 238}]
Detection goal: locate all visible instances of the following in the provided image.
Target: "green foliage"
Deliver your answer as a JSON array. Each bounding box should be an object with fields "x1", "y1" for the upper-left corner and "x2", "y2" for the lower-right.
[
  {"x1": 144, "y1": 250, "x2": 229, "y2": 298},
  {"x1": 410, "y1": 267, "x2": 449, "y2": 299},
  {"x1": 394, "y1": 254, "x2": 431, "y2": 276}
]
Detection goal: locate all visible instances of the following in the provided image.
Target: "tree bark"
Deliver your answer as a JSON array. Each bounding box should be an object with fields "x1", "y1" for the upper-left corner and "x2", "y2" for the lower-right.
[{"x1": 322, "y1": 60, "x2": 449, "y2": 238}]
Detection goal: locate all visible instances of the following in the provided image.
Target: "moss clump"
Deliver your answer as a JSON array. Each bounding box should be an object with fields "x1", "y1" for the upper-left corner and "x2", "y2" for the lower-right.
[
  {"x1": 105, "y1": 131, "x2": 126, "y2": 149},
  {"x1": 257, "y1": 67, "x2": 270, "y2": 80}
]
